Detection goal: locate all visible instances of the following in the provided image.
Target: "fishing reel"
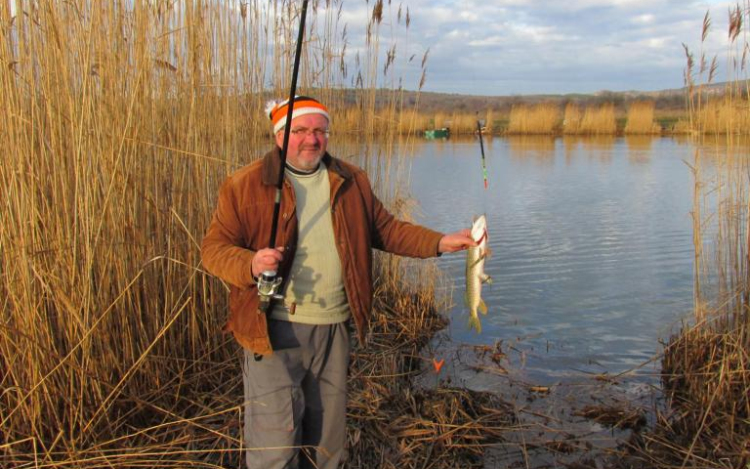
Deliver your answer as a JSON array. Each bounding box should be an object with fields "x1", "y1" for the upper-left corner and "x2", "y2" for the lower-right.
[{"x1": 257, "y1": 270, "x2": 284, "y2": 314}]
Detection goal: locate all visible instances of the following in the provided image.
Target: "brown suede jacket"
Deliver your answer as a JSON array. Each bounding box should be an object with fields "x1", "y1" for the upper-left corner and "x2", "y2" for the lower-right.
[{"x1": 201, "y1": 147, "x2": 444, "y2": 355}]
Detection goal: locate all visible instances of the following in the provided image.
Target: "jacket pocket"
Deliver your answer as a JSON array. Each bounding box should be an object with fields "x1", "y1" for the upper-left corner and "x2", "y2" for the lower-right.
[{"x1": 229, "y1": 287, "x2": 265, "y2": 338}]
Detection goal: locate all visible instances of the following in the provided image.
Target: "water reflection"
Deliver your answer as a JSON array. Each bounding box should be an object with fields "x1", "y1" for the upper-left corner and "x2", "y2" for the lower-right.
[
  {"x1": 561, "y1": 135, "x2": 617, "y2": 164},
  {"x1": 625, "y1": 135, "x2": 653, "y2": 164},
  {"x1": 406, "y1": 135, "x2": 702, "y2": 384},
  {"x1": 507, "y1": 135, "x2": 556, "y2": 163}
]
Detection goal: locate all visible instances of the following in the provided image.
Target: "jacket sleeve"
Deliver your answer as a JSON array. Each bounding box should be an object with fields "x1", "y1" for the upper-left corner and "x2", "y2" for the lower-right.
[
  {"x1": 201, "y1": 176, "x2": 257, "y2": 289},
  {"x1": 359, "y1": 173, "x2": 444, "y2": 258}
]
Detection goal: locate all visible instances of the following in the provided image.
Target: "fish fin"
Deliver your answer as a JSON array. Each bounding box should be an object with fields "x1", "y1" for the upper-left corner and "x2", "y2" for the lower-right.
[
  {"x1": 479, "y1": 300, "x2": 488, "y2": 315},
  {"x1": 481, "y1": 273, "x2": 492, "y2": 284},
  {"x1": 468, "y1": 315, "x2": 482, "y2": 334},
  {"x1": 464, "y1": 292, "x2": 469, "y2": 307}
]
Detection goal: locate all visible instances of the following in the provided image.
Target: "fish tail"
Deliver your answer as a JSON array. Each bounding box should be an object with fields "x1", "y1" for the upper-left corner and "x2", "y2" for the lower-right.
[{"x1": 468, "y1": 315, "x2": 482, "y2": 334}]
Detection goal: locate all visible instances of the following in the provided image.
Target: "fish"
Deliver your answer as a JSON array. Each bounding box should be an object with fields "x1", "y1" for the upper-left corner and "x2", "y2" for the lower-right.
[{"x1": 465, "y1": 214, "x2": 491, "y2": 333}]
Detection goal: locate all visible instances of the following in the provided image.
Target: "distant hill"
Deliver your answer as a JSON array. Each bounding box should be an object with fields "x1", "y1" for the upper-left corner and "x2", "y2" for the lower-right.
[
  {"x1": 331, "y1": 80, "x2": 747, "y2": 116},
  {"x1": 398, "y1": 88, "x2": 690, "y2": 114},
  {"x1": 382, "y1": 81, "x2": 748, "y2": 114}
]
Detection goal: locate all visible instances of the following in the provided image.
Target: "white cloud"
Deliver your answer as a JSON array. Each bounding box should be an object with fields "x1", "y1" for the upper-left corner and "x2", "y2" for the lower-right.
[
  {"x1": 633, "y1": 13, "x2": 656, "y2": 24},
  {"x1": 330, "y1": 0, "x2": 742, "y2": 94}
]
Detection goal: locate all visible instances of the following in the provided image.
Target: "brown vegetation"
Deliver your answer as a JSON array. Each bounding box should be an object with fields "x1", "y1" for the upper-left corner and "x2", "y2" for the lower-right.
[
  {"x1": 507, "y1": 103, "x2": 559, "y2": 134},
  {"x1": 1, "y1": 1, "x2": 492, "y2": 467},
  {"x1": 347, "y1": 258, "x2": 515, "y2": 468},
  {"x1": 385, "y1": 90, "x2": 688, "y2": 135},
  {"x1": 579, "y1": 102, "x2": 617, "y2": 134},
  {"x1": 624, "y1": 101, "x2": 660, "y2": 134},
  {"x1": 627, "y1": 4, "x2": 750, "y2": 468},
  {"x1": 682, "y1": 6, "x2": 750, "y2": 135}
]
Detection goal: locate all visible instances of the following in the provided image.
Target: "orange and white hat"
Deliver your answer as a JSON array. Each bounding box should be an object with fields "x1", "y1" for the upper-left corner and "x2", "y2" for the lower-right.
[{"x1": 265, "y1": 95, "x2": 330, "y2": 134}]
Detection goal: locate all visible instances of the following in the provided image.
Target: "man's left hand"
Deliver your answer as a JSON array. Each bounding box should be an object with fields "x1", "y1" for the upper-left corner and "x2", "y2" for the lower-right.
[{"x1": 438, "y1": 229, "x2": 477, "y2": 253}]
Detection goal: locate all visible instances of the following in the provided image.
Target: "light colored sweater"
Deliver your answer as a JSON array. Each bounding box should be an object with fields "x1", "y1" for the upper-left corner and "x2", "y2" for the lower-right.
[{"x1": 270, "y1": 165, "x2": 350, "y2": 324}]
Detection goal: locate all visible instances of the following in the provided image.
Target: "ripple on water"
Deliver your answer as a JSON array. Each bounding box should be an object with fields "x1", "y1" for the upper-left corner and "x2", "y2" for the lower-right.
[{"x1": 412, "y1": 136, "x2": 701, "y2": 381}]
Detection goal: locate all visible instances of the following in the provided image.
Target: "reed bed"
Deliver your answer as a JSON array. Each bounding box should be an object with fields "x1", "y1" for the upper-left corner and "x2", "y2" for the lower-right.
[
  {"x1": 424, "y1": 110, "x2": 481, "y2": 134},
  {"x1": 563, "y1": 102, "x2": 583, "y2": 134},
  {"x1": 400, "y1": 104, "x2": 678, "y2": 137},
  {"x1": 682, "y1": 6, "x2": 750, "y2": 135},
  {"x1": 395, "y1": 110, "x2": 495, "y2": 136},
  {"x1": 579, "y1": 103, "x2": 617, "y2": 134},
  {"x1": 507, "y1": 102, "x2": 559, "y2": 134},
  {"x1": 693, "y1": 97, "x2": 750, "y2": 136},
  {"x1": 624, "y1": 100, "x2": 660, "y2": 134},
  {"x1": 628, "y1": 4, "x2": 750, "y2": 467},
  {"x1": 0, "y1": 0, "x2": 464, "y2": 466},
  {"x1": 562, "y1": 102, "x2": 617, "y2": 135}
]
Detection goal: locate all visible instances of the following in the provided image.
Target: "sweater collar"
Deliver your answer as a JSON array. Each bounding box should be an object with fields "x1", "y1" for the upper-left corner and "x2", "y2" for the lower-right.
[{"x1": 261, "y1": 146, "x2": 352, "y2": 185}]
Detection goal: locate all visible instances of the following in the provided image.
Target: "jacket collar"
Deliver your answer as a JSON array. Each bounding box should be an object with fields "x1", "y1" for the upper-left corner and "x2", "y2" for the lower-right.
[{"x1": 261, "y1": 146, "x2": 352, "y2": 186}]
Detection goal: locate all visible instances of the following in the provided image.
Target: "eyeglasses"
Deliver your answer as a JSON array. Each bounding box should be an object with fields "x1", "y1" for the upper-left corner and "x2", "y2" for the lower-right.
[{"x1": 289, "y1": 127, "x2": 330, "y2": 138}]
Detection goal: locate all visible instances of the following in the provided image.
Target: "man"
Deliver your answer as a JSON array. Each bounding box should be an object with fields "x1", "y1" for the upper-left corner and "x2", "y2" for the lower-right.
[{"x1": 201, "y1": 96, "x2": 475, "y2": 469}]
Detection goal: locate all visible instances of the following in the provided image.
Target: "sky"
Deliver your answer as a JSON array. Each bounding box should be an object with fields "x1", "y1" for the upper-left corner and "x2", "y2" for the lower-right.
[
  {"x1": 5, "y1": 0, "x2": 741, "y2": 96},
  {"x1": 338, "y1": 0, "x2": 743, "y2": 96}
]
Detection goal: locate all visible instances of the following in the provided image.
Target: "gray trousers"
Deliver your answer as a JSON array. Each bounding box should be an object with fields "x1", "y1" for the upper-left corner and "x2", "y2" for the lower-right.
[{"x1": 242, "y1": 320, "x2": 349, "y2": 469}]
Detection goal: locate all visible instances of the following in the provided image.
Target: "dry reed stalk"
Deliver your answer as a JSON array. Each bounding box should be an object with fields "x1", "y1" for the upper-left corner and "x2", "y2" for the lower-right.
[
  {"x1": 578, "y1": 103, "x2": 617, "y2": 134},
  {"x1": 0, "y1": 0, "x2": 432, "y2": 466},
  {"x1": 397, "y1": 109, "x2": 421, "y2": 135},
  {"x1": 394, "y1": 110, "x2": 496, "y2": 135},
  {"x1": 507, "y1": 103, "x2": 560, "y2": 134},
  {"x1": 484, "y1": 109, "x2": 495, "y2": 134},
  {"x1": 563, "y1": 102, "x2": 583, "y2": 134},
  {"x1": 695, "y1": 97, "x2": 750, "y2": 136},
  {"x1": 431, "y1": 111, "x2": 452, "y2": 132},
  {"x1": 347, "y1": 259, "x2": 516, "y2": 469},
  {"x1": 644, "y1": 4, "x2": 750, "y2": 467},
  {"x1": 624, "y1": 100, "x2": 660, "y2": 134},
  {"x1": 449, "y1": 112, "x2": 483, "y2": 134}
]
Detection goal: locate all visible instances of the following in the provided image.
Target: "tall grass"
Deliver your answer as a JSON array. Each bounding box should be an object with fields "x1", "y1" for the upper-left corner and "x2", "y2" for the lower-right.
[
  {"x1": 643, "y1": 4, "x2": 750, "y2": 467},
  {"x1": 507, "y1": 102, "x2": 559, "y2": 134},
  {"x1": 682, "y1": 8, "x2": 750, "y2": 136},
  {"x1": 562, "y1": 102, "x2": 583, "y2": 134},
  {"x1": 0, "y1": 0, "x2": 433, "y2": 466},
  {"x1": 624, "y1": 100, "x2": 660, "y2": 134},
  {"x1": 562, "y1": 102, "x2": 617, "y2": 135},
  {"x1": 693, "y1": 97, "x2": 750, "y2": 136},
  {"x1": 579, "y1": 103, "x2": 617, "y2": 134}
]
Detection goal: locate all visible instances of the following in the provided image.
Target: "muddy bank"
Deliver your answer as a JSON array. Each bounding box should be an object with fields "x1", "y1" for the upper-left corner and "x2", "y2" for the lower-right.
[
  {"x1": 345, "y1": 273, "x2": 658, "y2": 469},
  {"x1": 345, "y1": 275, "x2": 516, "y2": 468}
]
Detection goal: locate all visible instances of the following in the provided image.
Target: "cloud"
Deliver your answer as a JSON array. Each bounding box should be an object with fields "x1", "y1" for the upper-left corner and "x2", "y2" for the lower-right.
[{"x1": 326, "y1": 0, "x2": 738, "y2": 95}]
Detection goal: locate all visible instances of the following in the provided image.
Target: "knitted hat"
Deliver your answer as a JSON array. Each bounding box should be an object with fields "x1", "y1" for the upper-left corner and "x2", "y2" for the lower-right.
[{"x1": 265, "y1": 96, "x2": 330, "y2": 134}]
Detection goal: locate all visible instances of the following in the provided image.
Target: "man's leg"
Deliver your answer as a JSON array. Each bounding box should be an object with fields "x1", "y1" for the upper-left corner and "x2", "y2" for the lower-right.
[
  {"x1": 299, "y1": 322, "x2": 350, "y2": 469},
  {"x1": 242, "y1": 320, "x2": 307, "y2": 469}
]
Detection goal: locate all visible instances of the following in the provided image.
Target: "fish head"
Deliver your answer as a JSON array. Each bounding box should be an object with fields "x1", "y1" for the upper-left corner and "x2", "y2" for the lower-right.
[{"x1": 471, "y1": 214, "x2": 487, "y2": 243}]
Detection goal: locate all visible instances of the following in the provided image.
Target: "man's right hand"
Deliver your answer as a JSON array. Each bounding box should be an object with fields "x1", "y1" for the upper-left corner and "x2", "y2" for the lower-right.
[{"x1": 251, "y1": 247, "x2": 285, "y2": 279}]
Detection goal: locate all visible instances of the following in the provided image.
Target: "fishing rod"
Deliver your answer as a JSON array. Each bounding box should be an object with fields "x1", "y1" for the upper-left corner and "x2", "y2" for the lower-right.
[
  {"x1": 257, "y1": 0, "x2": 310, "y2": 314},
  {"x1": 476, "y1": 118, "x2": 489, "y2": 189}
]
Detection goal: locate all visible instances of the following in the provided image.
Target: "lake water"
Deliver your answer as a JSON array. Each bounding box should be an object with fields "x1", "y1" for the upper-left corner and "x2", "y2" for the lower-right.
[{"x1": 405, "y1": 135, "x2": 707, "y2": 385}]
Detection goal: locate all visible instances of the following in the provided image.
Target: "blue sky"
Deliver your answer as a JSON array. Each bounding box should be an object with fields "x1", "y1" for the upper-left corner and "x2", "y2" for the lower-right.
[
  {"x1": 340, "y1": 0, "x2": 742, "y2": 95},
  {"x1": 7, "y1": 0, "x2": 739, "y2": 96}
]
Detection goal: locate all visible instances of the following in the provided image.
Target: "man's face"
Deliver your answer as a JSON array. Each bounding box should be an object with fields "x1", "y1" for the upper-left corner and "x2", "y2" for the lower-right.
[{"x1": 275, "y1": 113, "x2": 329, "y2": 171}]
